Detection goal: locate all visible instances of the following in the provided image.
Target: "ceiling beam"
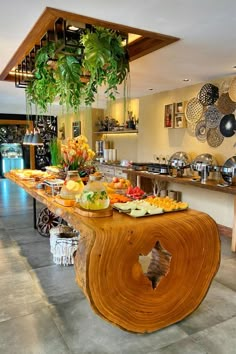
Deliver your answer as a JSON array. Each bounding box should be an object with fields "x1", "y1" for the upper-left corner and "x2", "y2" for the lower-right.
[{"x1": 0, "y1": 6, "x2": 180, "y2": 81}]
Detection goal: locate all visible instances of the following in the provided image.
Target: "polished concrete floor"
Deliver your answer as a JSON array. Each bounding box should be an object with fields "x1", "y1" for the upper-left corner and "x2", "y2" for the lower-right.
[{"x1": 0, "y1": 178, "x2": 236, "y2": 354}]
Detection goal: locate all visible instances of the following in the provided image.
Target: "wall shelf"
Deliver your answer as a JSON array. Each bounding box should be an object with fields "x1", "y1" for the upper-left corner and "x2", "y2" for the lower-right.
[{"x1": 94, "y1": 130, "x2": 138, "y2": 134}]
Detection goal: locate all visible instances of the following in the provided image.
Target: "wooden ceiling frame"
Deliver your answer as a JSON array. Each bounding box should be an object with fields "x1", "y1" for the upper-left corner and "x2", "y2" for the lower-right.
[{"x1": 0, "y1": 7, "x2": 180, "y2": 82}]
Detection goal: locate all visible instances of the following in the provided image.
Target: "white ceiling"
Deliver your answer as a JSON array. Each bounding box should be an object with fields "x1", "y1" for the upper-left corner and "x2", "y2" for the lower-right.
[{"x1": 1, "y1": 0, "x2": 236, "y2": 112}]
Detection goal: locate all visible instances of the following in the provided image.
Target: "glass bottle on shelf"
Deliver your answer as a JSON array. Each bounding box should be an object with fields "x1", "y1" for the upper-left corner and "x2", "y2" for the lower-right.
[
  {"x1": 79, "y1": 174, "x2": 110, "y2": 210},
  {"x1": 60, "y1": 170, "x2": 84, "y2": 200}
]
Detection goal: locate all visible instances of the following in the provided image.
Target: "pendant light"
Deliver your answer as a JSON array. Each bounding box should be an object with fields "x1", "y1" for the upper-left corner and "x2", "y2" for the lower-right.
[
  {"x1": 23, "y1": 95, "x2": 44, "y2": 146},
  {"x1": 23, "y1": 129, "x2": 30, "y2": 145},
  {"x1": 31, "y1": 127, "x2": 44, "y2": 145}
]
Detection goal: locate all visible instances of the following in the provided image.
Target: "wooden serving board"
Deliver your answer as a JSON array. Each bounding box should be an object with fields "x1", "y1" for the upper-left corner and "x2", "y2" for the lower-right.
[
  {"x1": 75, "y1": 205, "x2": 113, "y2": 217},
  {"x1": 55, "y1": 196, "x2": 76, "y2": 207}
]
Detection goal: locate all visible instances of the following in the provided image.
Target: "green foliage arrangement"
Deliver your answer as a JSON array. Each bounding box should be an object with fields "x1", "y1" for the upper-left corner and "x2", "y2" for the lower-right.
[
  {"x1": 49, "y1": 137, "x2": 62, "y2": 166},
  {"x1": 26, "y1": 42, "x2": 57, "y2": 112},
  {"x1": 26, "y1": 26, "x2": 129, "y2": 112},
  {"x1": 81, "y1": 26, "x2": 129, "y2": 104}
]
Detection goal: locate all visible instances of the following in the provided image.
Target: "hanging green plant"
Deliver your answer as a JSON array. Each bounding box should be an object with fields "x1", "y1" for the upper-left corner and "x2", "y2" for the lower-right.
[
  {"x1": 56, "y1": 55, "x2": 85, "y2": 111},
  {"x1": 81, "y1": 26, "x2": 129, "y2": 104},
  {"x1": 26, "y1": 42, "x2": 58, "y2": 112},
  {"x1": 26, "y1": 26, "x2": 129, "y2": 112}
]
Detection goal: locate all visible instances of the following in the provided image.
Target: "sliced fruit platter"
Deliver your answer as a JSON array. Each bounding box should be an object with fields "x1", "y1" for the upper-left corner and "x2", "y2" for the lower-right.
[
  {"x1": 105, "y1": 177, "x2": 132, "y2": 193},
  {"x1": 126, "y1": 186, "x2": 146, "y2": 199},
  {"x1": 145, "y1": 196, "x2": 188, "y2": 212},
  {"x1": 113, "y1": 196, "x2": 188, "y2": 218},
  {"x1": 108, "y1": 193, "x2": 132, "y2": 204}
]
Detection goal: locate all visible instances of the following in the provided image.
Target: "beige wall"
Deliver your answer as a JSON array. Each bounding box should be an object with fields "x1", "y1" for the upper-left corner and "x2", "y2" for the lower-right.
[
  {"x1": 106, "y1": 75, "x2": 236, "y2": 228},
  {"x1": 137, "y1": 75, "x2": 235, "y2": 228},
  {"x1": 57, "y1": 108, "x2": 103, "y2": 150},
  {"x1": 138, "y1": 76, "x2": 235, "y2": 165},
  {"x1": 100, "y1": 98, "x2": 139, "y2": 161}
]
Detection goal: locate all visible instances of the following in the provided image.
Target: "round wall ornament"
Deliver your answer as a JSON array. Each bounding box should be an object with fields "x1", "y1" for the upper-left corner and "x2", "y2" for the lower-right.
[
  {"x1": 185, "y1": 97, "x2": 204, "y2": 123},
  {"x1": 198, "y1": 83, "x2": 219, "y2": 106},
  {"x1": 204, "y1": 105, "x2": 222, "y2": 128}
]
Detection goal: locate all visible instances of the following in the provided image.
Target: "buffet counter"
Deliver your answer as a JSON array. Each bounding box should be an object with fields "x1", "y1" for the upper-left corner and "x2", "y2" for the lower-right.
[
  {"x1": 5, "y1": 171, "x2": 220, "y2": 333},
  {"x1": 124, "y1": 169, "x2": 236, "y2": 195},
  {"x1": 124, "y1": 169, "x2": 236, "y2": 251}
]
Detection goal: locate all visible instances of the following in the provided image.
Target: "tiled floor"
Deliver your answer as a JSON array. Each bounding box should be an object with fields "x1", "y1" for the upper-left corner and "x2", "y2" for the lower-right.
[{"x1": 0, "y1": 178, "x2": 236, "y2": 354}]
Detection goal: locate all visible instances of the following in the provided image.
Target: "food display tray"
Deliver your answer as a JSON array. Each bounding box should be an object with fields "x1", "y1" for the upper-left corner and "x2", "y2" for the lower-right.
[{"x1": 112, "y1": 205, "x2": 188, "y2": 218}]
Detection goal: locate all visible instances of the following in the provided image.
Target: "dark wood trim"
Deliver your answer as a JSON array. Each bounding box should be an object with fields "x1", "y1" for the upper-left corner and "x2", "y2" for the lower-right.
[
  {"x1": 0, "y1": 6, "x2": 180, "y2": 81},
  {"x1": 0, "y1": 114, "x2": 27, "y2": 121},
  {"x1": 0, "y1": 119, "x2": 31, "y2": 126},
  {"x1": 218, "y1": 224, "x2": 232, "y2": 238}
]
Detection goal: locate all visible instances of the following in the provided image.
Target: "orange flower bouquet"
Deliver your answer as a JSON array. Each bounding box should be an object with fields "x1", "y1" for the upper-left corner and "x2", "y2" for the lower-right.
[{"x1": 61, "y1": 135, "x2": 95, "y2": 172}]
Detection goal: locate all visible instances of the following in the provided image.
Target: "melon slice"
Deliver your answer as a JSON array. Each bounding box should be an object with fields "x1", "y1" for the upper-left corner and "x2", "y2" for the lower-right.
[
  {"x1": 147, "y1": 207, "x2": 163, "y2": 215},
  {"x1": 130, "y1": 209, "x2": 147, "y2": 217}
]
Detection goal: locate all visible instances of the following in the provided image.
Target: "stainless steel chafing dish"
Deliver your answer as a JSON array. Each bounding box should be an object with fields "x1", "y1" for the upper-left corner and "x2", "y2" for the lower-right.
[
  {"x1": 191, "y1": 153, "x2": 218, "y2": 183},
  {"x1": 168, "y1": 151, "x2": 191, "y2": 177},
  {"x1": 221, "y1": 156, "x2": 236, "y2": 185}
]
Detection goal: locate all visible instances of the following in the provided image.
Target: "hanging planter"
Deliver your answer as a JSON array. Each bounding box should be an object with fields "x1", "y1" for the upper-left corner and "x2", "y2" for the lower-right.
[
  {"x1": 25, "y1": 26, "x2": 130, "y2": 113},
  {"x1": 81, "y1": 26, "x2": 130, "y2": 105}
]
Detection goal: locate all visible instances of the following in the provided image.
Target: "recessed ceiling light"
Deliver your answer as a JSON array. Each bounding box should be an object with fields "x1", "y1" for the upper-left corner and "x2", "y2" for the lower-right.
[
  {"x1": 67, "y1": 25, "x2": 79, "y2": 31},
  {"x1": 148, "y1": 88, "x2": 153, "y2": 91},
  {"x1": 183, "y1": 78, "x2": 190, "y2": 82},
  {"x1": 233, "y1": 65, "x2": 236, "y2": 69}
]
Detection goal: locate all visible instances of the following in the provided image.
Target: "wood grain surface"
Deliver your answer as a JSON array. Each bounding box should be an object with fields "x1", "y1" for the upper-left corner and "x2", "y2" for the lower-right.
[{"x1": 6, "y1": 172, "x2": 221, "y2": 333}]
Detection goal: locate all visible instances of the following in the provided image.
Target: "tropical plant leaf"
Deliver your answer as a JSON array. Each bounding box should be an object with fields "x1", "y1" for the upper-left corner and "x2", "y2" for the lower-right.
[{"x1": 26, "y1": 26, "x2": 129, "y2": 112}]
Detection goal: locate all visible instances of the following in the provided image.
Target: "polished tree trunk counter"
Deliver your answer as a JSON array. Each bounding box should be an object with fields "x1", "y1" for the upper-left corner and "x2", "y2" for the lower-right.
[
  {"x1": 5, "y1": 172, "x2": 221, "y2": 333},
  {"x1": 74, "y1": 209, "x2": 220, "y2": 333}
]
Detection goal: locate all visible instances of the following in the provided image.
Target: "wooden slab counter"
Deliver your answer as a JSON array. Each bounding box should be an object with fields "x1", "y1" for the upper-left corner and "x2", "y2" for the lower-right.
[
  {"x1": 124, "y1": 169, "x2": 236, "y2": 252},
  {"x1": 5, "y1": 172, "x2": 220, "y2": 333}
]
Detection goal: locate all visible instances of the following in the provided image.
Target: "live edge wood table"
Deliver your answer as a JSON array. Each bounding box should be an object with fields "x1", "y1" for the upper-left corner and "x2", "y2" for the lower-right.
[
  {"x1": 125, "y1": 169, "x2": 236, "y2": 252},
  {"x1": 5, "y1": 172, "x2": 220, "y2": 333}
]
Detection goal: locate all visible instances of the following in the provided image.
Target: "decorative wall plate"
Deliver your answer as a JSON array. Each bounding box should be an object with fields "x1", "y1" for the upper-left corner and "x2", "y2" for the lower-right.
[
  {"x1": 204, "y1": 105, "x2": 222, "y2": 128},
  {"x1": 198, "y1": 83, "x2": 219, "y2": 106},
  {"x1": 195, "y1": 120, "x2": 207, "y2": 142},
  {"x1": 185, "y1": 97, "x2": 204, "y2": 123},
  {"x1": 186, "y1": 121, "x2": 197, "y2": 136},
  {"x1": 219, "y1": 80, "x2": 230, "y2": 95},
  {"x1": 229, "y1": 77, "x2": 236, "y2": 102},
  {"x1": 219, "y1": 114, "x2": 236, "y2": 137},
  {"x1": 207, "y1": 127, "x2": 224, "y2": 147},
  {"x1": 217, "y1": 93, "x2": 236, "y2": 114}
]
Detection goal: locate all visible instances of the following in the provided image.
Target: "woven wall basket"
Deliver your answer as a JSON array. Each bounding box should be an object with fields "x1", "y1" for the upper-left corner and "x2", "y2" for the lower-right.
[
  {"x1": 204, "y1": 105, "x2": 222, "y2": 128},
  {"x1": 185, "y1": 97, "x2": 204, "y2": 123},
  {"x1": 229, "y1": 77, "x2": 236, "y2": 102},
  {"x1": 219, "y1": 80, "x2": 230, "y2": 96},
  {"x1": 187, "y1": 121, "x2": 197, "y2": 136},
  {"x1": 217, "y1": 92, "x2": 236, "y2": 114},
  {"x1": 207, "y1": 127, "x2": 224, "y2": 147},
  {"x1": 198, "y1": 83, "x2": 219, "y2": 106},
  {"x1": 195, "y1": 120, "x2": 207, "y2": 142}
]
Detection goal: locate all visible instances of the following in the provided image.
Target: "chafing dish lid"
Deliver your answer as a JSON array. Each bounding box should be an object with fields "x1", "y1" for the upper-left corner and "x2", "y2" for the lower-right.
[
  {"x1": 168, "y1": 151, "x2": 191, "y2": 167},
  {"x1": 221, "y1": 156, "x2": 236, "y2": 174},
  {"x1": 191, "y1": 153, "x2": 217, "y2": 166}
]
